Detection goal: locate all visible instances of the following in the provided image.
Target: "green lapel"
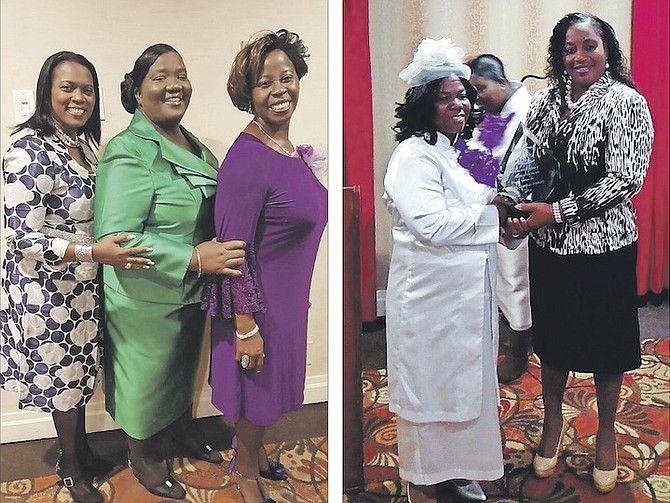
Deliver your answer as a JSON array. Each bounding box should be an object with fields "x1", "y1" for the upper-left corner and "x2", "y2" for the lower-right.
[{"x1": 128, "y1": 110, "x2": 218, "y2": 196}]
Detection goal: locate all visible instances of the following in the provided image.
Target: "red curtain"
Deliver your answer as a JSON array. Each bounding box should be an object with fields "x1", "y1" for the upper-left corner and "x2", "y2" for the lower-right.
[
  {"x1": 343, "y1": 0, "x2": 378, "y2": 321},
  {"x1": 631, "y1": 0, "x2": 669, "y2": 295}
]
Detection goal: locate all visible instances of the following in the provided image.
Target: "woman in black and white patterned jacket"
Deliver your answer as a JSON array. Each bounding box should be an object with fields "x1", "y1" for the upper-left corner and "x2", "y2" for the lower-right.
[{"x1": 508, "y1": 12, "x2": 653, "y2": 494}]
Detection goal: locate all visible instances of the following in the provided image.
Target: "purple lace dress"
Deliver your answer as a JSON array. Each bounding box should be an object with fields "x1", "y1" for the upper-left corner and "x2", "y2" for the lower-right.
[{"x1": 202, "y1": 133, "x2": 327, "y2": 426}]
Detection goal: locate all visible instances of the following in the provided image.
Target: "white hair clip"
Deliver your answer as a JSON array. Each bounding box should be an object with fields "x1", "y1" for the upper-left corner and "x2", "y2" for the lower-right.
[{"x1": 399, "y1": 37, "x2": 471, "y2": 87}]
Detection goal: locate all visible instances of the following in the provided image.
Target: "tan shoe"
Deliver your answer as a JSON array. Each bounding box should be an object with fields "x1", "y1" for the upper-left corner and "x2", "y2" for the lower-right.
[
  {"x1": 593, "y1": 446, "x2": 618, "y2": 493},
  {"x1": 533, "y1": 418, "x2": 568, "y2": 478}
]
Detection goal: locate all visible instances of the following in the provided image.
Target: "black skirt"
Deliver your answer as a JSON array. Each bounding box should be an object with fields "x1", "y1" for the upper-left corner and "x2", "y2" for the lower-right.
[{"x1": 529, "y1": 239, "x2": 641, "y2": 373}]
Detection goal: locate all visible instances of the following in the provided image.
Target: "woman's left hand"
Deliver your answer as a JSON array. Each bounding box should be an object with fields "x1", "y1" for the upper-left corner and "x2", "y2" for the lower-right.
[{"x1": 235, "y1": 333, "x2": 265, "y2": 373}]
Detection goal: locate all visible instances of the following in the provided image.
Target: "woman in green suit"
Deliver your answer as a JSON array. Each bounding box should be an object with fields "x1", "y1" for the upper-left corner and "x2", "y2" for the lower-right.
[{"x1": 94, "y1": 44, "x2": 245, "y2": 500}]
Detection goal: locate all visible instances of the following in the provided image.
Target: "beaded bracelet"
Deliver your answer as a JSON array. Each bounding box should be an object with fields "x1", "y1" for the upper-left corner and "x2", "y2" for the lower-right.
[
  {"x1": 235, "y1": 325, "x2": 259, "y2": 340},
  {"x1": 552, "y1": 201, "x2": 564, "y2": 224},
  {"x1": 73, "y1": 243, "x2": 94, "y2": 262}
]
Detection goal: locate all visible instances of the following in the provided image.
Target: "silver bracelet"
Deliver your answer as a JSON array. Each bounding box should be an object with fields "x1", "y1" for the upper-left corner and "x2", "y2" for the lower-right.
[
  {"x1": 236, "y1": 325, "x2": 259, "y2": 340},
  {"x1": 552, "y1": 201, "x2": 564, "y2": 224},
  {"x1": 73, "y1": 243, "x2": 94, "y2": 262},
  {"x1": 194, "y1": 247, "x2": 202, "y2": 278}
]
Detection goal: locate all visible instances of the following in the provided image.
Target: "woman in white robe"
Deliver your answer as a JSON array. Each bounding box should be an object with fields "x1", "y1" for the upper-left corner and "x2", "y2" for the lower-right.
[{"x1": 383, "y1": 38, "x2": 521, "y2": 503}]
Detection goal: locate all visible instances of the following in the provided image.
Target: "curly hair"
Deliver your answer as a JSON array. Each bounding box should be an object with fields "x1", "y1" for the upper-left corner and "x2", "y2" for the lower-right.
[
  {"x1": 546, "y1": 12, "x2": 636, "y2": 103},
  {"x1": 228, "y1": 29, "x2": 309, "y2": 113},
  {"x1": 12, "y1": 51, "x2": 101, "y2": 146},
  {"x1": 393, "y1": 77, "x2": 477, "y2": 145}
]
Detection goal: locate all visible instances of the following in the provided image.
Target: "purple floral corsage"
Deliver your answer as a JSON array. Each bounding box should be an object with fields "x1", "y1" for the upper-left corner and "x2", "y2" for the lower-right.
[{"x1": 296, "y1": 144, "x2": 327, "y2": 183}]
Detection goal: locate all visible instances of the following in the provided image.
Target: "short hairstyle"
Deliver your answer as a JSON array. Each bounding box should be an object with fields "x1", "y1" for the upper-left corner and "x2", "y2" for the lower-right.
[
  {"x1": 393, "y1": 77, "x2": 477, "y2": 145},
  {"x1": 546, "y1": 12, "x2": 636, "y2": 91},
  {"x1": 12, "y1": 51, "x2": 101, "y2": 146},
  {"x1": 228, "y1": 29, "x2": 309, "y2": 113},
  {"x1": 121, "y1": 43, "x2": 179, "y2": 113},
  {"x1": 467, "y1": 54, "x2": 508, "y2": 83}
]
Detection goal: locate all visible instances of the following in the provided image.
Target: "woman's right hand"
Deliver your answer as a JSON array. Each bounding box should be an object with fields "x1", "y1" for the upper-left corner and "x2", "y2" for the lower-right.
[
  {"x1": 515, "y1": 202, "x2": 554, "y2": 229},
  {"x1": 93, "y1": 234, "x2": 154, "y2": 269},
  {"x1": 196, "y1": 239, "x2": 246, "y2": 276}
]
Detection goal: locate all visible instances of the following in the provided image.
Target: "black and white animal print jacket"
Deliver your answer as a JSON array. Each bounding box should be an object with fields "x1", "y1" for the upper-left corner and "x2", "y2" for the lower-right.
[{"x1": 525, "y1": 73, "x2": 653, "y2": 255}]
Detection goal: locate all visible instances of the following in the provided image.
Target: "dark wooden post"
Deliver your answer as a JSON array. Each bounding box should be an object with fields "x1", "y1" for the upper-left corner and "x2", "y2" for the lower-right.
[{"x1": 343, "y1": 186, "x2": 365, "y2": 493}]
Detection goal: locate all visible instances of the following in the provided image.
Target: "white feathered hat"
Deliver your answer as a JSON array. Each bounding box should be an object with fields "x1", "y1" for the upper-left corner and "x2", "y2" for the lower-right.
[{"x1": 399, "y1": 37, "x2": 471, "y2": 87}]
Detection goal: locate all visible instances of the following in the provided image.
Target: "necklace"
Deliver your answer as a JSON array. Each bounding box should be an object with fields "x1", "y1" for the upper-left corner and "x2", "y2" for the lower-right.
[
  {"x1": 564, "y1": 78, "x2": 580, "y2": 111},
  {"x1": 50, "y1": 120, "x2": 81, "y2": 148},
  {"x1": 252, "y1": 120, "x2": 296, "y2": 157}
]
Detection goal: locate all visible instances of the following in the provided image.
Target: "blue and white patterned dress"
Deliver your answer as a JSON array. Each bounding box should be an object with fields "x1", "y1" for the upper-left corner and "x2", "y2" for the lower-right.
[{"x1": 1, "y1": 130, "x2": 101, "y2": 412}]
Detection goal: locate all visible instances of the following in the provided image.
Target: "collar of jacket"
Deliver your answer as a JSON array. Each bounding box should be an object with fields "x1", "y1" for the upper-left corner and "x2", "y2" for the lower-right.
[{"x1": 127, "y1": 109, "x2": 218, "y2": 192}]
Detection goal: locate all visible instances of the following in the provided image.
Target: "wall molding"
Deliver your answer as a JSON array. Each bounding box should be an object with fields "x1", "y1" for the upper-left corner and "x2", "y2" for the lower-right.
[{"x1": 1, "y1": 374, "x2": 328, "y2": 444}]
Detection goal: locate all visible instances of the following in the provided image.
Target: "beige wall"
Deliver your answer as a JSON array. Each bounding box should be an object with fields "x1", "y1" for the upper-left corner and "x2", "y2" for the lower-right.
[
  {"x1": 369, "y1": 0, "x2": 633, "y2": 309},
  {"x1": 0, "y1": 0, "x2": 328, "y2": 441}
]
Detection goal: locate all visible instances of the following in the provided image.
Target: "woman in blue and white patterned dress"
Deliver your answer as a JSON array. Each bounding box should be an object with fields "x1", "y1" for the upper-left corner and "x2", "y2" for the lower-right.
[{"x1": 1, "y1": 51, "x2": 152, "y2": 503}]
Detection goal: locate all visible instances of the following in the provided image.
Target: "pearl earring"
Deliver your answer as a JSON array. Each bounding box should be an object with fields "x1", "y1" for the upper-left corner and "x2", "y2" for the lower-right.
[{"x1": 605, "y1": 62, "x2": 610, "y2": 69}]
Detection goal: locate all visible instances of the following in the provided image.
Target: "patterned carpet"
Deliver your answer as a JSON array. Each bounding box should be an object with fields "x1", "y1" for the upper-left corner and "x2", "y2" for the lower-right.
[
  {"x1": 359, "y1": 338, "x2": 669, "y2": 503},
  {"x1": 0, "y1": 437, "x2": 327, "y2": 502}
]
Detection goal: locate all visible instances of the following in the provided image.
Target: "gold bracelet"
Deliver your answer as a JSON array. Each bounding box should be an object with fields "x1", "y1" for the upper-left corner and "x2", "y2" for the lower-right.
[{"x1": 194, "y1": 247, "x2": 202, "y2": 278}]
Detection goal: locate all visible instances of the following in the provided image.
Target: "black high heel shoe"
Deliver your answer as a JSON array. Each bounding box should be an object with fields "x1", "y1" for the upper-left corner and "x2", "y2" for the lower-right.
[
  {"x1": 229, "y1": 454, "x2": 276, "y2": 503},
  {"x1": 127, "y1": 435, "x2": 186, "y2": 500},
  {"x1": 56, "y1": 458, "x2": 103, "y2": 503},
  {"x1": 231, "y1": 435, "x2": 287, "y2": 480},
  {"x1": 128, "y1": 454, "x2": 186, "y2": 500}
]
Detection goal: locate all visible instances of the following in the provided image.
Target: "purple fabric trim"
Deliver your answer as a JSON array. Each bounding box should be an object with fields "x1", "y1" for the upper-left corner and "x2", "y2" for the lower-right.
[
  {"x1": 454, "y1": 138, "x2": 500, "y2": 188},
  {"x1": 477, "y1": 112, "x2": 515, "y2": 150},
  {"x1": 201, "y1": 247, "x2": 265, "y2": 318}
]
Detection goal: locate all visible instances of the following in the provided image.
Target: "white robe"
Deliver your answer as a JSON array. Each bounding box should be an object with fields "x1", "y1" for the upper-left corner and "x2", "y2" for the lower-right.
[
  {"x1": 383, "y1": 132, "x2": 512, "y2": 482},
  {"x1": 383, "y1": 132, "x2": 515, "y2": 422}
]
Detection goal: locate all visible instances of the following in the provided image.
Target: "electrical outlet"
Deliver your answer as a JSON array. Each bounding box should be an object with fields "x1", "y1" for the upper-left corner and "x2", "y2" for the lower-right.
[{"x1": 13, "y1": 90, "x2": 35, "y2": 123}]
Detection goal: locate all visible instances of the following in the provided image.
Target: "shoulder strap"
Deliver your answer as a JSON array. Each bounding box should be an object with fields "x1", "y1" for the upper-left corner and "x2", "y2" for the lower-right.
[{"x1": 499, "y1": 123, "x2": 524, "y2": 176}]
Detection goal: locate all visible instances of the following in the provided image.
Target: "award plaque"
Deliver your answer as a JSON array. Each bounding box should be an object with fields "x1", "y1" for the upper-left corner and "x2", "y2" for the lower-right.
[{"x1": 497, "y1": 124, "x2": 560, "y2": 211}]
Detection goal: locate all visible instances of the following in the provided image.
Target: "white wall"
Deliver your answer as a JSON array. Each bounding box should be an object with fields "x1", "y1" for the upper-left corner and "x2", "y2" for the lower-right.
[{"x1": 0, "y1": 0, "x2": 328, "y2": 443}]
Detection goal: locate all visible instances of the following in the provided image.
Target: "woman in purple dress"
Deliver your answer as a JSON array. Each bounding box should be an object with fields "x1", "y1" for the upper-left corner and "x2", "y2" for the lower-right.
[{"x1": 202, "y1": 29, "x2": 327, "y2": 503}]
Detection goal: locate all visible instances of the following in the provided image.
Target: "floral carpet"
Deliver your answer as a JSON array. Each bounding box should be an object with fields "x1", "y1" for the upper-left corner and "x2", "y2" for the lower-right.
[
  {"x1": 0, "y1": 437, "x2": 327, "y2": 502},
  {"x1": 359, "y1": 338, "x2": 669, "y2": 503}
]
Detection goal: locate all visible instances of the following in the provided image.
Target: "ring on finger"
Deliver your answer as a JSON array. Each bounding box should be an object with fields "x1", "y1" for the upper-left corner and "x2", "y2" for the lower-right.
[
  {"x1": 124, "y1": 263, "x2": 132, "y2": 270},
  {"x1": 240, "y1": 354, "x2": 250, "y2": 369}
]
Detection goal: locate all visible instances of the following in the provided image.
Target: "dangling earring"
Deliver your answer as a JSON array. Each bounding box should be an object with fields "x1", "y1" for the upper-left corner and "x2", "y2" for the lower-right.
[{"x1": 605, "y1": 62, "x2": 610, "y2": 69}]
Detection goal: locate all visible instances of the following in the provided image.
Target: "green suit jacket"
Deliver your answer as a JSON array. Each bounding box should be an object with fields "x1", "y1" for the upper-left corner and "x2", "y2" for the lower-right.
[{"x1": 94, "y1": 110, "x2": 218, "y2": 305}]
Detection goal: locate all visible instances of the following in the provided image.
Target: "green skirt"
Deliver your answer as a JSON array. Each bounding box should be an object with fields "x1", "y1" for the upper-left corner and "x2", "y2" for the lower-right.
[{"x1": 103, "y1": 289, "x2": 206, "y2": 439}]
